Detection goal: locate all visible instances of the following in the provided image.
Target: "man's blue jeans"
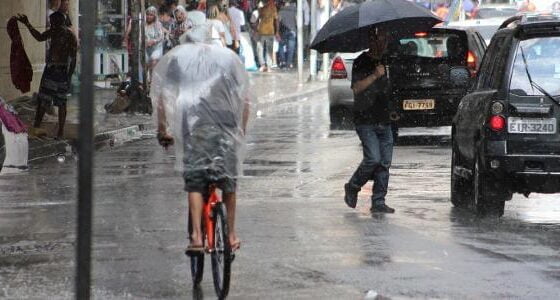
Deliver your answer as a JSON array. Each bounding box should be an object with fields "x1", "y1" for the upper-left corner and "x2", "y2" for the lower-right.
[
  {"x1": 279, "y1": 31, "x2": 296, "y2": 66},
  {"x1": 348, "y1": 124, "x2": 394, "y2": 206}
]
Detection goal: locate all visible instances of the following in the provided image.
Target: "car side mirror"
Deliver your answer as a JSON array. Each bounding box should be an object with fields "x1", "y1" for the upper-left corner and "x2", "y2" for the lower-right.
[{"x1": 449, "y1": 67, "x2": 470, "y2": 88}]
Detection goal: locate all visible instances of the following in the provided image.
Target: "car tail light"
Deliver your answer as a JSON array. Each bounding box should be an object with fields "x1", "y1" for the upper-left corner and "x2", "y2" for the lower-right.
[
  {"x1": 330, "y1": 57, "x2": 347, "y2": 79},
  {"x1": 467, "y1": 51, "x2": 477, "y2": 76},
  {"x1": 489, "y1": 115, "x2": 506, "y2": 132},
  {"x1": 415, "y1": 32, "x2": 428, "y2": 37}
]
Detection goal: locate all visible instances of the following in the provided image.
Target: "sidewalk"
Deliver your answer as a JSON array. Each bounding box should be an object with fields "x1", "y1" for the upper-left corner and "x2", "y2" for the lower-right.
[{"x1": 19, "y1": 69, "x2": 326, "y2": 162}]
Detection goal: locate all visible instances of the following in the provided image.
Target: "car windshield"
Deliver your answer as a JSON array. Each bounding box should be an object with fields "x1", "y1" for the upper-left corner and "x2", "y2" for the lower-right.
[
  {"x1": 476, "y1": 7, "x2": 518, "y2": 19},
  {"x1": 396, "y1": 33, "x2": 466, "y2": 59},
  {"x1": 510, "y1": 37, "x2": 560, "y2": 97}
]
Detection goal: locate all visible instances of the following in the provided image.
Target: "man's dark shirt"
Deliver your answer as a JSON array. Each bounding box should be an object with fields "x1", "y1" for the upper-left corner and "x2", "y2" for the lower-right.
[
  {"x1": 279, "y1": 5, "x2": 297, "y2": 33},
  {"x1": 351, "y1": 52, "x2": 391, "y2": 125}
]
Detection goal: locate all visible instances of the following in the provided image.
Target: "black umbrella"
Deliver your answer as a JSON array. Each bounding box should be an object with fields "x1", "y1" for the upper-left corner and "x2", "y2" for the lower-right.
[{"x1": 310, "y1": 0, "x2": 442, "y2": 53}]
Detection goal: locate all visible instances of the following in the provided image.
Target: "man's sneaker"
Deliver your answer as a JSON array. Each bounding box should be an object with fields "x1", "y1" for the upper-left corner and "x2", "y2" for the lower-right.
[
  {"x1": 370, "y1": 204, "x2": 395, "y2": 214},
  {"x1": 344, "y1": 183, "x2": 358, "y2": 208}
]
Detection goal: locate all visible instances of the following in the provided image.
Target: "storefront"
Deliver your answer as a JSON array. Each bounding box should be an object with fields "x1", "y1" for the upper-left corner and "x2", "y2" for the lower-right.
[
  {"x1": 93, "y1": 0, "x2": 180, "y2": 80},
  {"x1": 95, "y1": 0, "x2": 129, "y2": 79}
]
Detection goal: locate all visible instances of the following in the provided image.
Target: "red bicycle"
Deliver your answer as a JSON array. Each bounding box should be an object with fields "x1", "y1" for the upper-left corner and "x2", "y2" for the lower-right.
[{"x1": 187, "y1": 183, "x2": 234, "y2": 299}]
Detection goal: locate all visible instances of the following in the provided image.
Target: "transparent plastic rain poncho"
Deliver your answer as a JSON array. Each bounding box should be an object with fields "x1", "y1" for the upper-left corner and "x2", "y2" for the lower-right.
[{"x1": 150, "y1": 40, "x2": 252, "y2": 178}]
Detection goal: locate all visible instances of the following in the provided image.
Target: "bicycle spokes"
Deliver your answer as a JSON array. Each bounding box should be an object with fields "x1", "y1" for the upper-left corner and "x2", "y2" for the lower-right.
[{"x1": 211, "y1": 203, "x2": 231, "y2": 298}]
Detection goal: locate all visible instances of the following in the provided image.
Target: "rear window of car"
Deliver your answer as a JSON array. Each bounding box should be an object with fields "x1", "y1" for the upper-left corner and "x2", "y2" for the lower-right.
[
  {"x1": 396, "y1": 32, "x2": 467, "y2": 59},
  {"x1": 476, "y1": 8, "x2": 517, "y2": 19},
  {"x1": 510, "y1": 37, "x2": 560, "y2": 96},
  {"x1": 472, "y1": 25, "x2": 500, "y2": 42}
]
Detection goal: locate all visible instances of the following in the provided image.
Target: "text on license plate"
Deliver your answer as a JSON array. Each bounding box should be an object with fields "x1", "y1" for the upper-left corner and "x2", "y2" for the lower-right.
[
  {"x1": 508, "y1": 117, "x2": 557, "y2": 134},
  {"x1": 403, "y1": 99, "x2": 435, "y2": 110}
]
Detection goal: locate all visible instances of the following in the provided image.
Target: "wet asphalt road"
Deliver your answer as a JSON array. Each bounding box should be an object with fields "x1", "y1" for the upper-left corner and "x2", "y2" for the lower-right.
[{"x1": 1, "y1": 91, "x2": 560, "y2": 299}]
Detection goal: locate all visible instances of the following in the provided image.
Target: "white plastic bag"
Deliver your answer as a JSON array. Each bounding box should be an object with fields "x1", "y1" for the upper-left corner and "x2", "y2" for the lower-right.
[{"x1": 0, "y1": 124, "x2": 28, "y2": 175}]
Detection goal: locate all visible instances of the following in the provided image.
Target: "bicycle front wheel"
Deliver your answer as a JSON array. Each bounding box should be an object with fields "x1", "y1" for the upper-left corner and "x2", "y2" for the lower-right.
[{"x1": 211, "y1": 202, "x2": 232, "y2": 299}]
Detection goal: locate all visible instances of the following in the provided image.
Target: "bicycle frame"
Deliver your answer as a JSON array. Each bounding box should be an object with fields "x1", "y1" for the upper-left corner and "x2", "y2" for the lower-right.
[
  {"x1": 203, "y1": 185, "x2": 220, "y2": 252},
  {"x1": 188, "y1": 182, "x2": 232, "y2": 298}
]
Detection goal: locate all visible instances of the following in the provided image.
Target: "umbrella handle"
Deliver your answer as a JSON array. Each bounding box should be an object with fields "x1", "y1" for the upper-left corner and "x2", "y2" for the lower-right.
[{"x1": 385, "y1": 65, "x2": 390, "y2": 81}]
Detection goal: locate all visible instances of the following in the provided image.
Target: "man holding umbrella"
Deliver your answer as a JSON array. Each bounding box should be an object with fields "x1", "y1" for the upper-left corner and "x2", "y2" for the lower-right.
[
  {"x1": 343, "y1": 27, "x2": 395, "y2": 213},
  {"x1": 309, "y1": 0, "x2": 442, "y2": 212}
]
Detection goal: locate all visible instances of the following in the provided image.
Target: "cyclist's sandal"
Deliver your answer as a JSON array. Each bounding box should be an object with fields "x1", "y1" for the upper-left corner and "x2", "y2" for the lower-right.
[{"x1": 185, "y1": 244, "x2": 205, "y2": 256}]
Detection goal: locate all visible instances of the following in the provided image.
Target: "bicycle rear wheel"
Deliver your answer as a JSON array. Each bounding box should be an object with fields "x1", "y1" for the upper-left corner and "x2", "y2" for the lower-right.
[
  {"x1": 188, "y1": 211, "x2": 204, "y2": 287},
  {"x1": 211, "y1": 202, "x2": 232, "y2": 299}
]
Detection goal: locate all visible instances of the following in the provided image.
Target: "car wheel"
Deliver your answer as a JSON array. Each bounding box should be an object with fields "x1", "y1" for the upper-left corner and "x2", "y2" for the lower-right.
[
  {"x1": 472, "y1": 154, "x2": 506, "y2": 217},
  {"x1": 450, "y1": 140, "x2": 470, "y2": 208},
  {"x1": 329, "y1": 106, "x2": 352, "y2": 129}
]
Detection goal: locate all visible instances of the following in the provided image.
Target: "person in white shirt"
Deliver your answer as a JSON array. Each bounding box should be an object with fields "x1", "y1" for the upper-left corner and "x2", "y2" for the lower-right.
[
  {"x1": 207, "y1": 5, "x2": 227, "y2": 47},
  {"x1": 228, "y1": 1, "x2": 246, "y2": 54}
]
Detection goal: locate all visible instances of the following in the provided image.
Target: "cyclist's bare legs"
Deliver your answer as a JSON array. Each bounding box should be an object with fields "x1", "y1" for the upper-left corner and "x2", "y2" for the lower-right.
[
  {"x1": 223, "y1": 192, "x2": 240, "y2": 250},
  {"x1": 188, "y1": 192, "x2": 204, "y2": 248}
]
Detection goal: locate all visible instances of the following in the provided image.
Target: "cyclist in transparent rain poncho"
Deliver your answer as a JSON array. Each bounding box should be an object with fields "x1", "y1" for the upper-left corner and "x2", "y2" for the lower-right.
[{"x1": 151, "y1": 13, "x2": 252, "y2": 253}]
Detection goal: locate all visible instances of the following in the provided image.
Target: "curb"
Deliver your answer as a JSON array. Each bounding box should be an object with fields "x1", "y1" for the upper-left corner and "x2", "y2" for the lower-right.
[{"x1": 27, "y1": 84, "x2": 327, "y2": 162}]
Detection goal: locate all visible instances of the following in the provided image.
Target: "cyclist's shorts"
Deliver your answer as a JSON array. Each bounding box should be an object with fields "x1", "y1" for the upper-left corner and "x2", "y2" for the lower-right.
[{"x1": 183, "y1": 124, "x2": 239, "y2": 194}]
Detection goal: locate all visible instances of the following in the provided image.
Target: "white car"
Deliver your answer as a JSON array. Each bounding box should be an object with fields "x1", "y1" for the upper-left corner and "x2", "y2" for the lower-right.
[
  {"x1": 447, "y1": 17, "x2": 508, "y2": 45},
  {"x1": 328, "y1": 52, "x2": 360, "y2": 127}
]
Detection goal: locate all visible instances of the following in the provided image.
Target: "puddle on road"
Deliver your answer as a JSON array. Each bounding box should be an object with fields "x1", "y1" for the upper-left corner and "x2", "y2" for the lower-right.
[
  {"x1": 510, "y1": 196, "x2": 560, "y2": 225},
  {"x1": 244, "y1": 159, "x2": 297, "y2": 166},
  {"x1": 243, "y1": 169, "x2": 277, "y2": 177},
  {"x1": 391, "y1": 163, "x2": 424, "y2": 169}
]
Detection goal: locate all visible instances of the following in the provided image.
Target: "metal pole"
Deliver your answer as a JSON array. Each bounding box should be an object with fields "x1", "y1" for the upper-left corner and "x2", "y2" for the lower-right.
[
  {"x1": 297, "y1": 0, "x2": 304, "y2": 83},
  {"x1": 310, "y1": 0, "x2": 317, "y2": 81},
  {"x1": 140, "y1": 0, "x2": 148, "y2": 93},
  {"x1": 321, "y1": 0, "x2": 330, "y2": 80},
  {"x1": 76, "y1": 0, "x2": 96, "y2": 298}
]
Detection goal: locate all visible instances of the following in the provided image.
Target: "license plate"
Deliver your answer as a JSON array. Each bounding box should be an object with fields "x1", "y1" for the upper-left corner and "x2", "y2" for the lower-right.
[
  {"x1": 403, "y1": 99, "x2": 435, "y2": 110},
  {"x1": 508, "y1": 117, "x2": 557, "y2": 134}
]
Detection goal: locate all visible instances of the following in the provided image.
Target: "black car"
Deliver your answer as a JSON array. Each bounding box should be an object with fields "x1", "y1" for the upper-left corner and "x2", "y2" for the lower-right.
[
  {"x1": 388, "y1": 27, "x2": 486, "y2": 132},
  {"x1": 451, "y1": 14, "x2": 560, "y2": 216},
  {"x1": 328, "y1": 27, "x2": 486, "y2": 135}
]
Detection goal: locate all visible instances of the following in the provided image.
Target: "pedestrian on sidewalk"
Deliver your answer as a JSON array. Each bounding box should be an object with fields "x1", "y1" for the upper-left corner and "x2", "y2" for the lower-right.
[
  {"x1": 228, "y1": 0, "x2": 246, "y2": 55},
  {"x1": 218, "y1": 4, "x2": 237, "y2": 51},
  {"x1": 278, "y1": 0, "x2": 297, "y2": 69},
  {"x1": 151, "y1": 12, "x2": 251, "y2": 253},
  {"x1": 16, "y1": 12, "x2": 77, "y2": 139},
  {"x1": 169, "y1": 5, "x2": 188, "y2": 49},
  {"x1": 344, "y1": 27, "x2": 395, "y2": 214},
  {"x1": 256, "y1": 0, "x2": 280, "y2": 72},
  {"x1": 249, "y1": 1, "x2": 264, "y2": 68},
  {"x1": 145, "y1": 6, "x2": 164, "y2": 84},
  {"x1": 159, "y1": 6, "x2": 174, "y2": 54},
  {"x1": 207, "y1": 5, "x2": 228, "y2": 47},
  {"x1": 58, "y1": 0, "x2": 78, "y2": 42}
]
